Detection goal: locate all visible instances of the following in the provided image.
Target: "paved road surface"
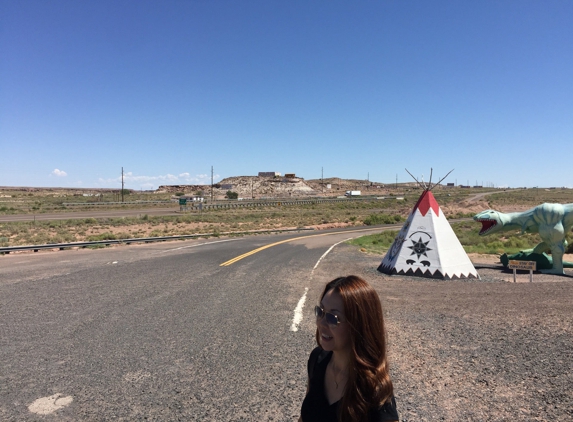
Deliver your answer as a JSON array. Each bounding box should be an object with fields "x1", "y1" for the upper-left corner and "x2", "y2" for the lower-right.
[
  {"x1": 465, "y1": 189, "x2": 518, "y2": 203},
  {"x1": 0, "y1": 227, "x2": 387, "y2": 421}
]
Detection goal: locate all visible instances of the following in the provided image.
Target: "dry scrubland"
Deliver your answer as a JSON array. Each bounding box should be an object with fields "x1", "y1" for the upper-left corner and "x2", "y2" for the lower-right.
[{"x1": 1, "y1": 185, "x2": 573, "y2": 251}]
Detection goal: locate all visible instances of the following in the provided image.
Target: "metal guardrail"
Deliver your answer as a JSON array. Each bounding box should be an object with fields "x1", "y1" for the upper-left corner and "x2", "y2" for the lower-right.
[
  {"x1": 0, "y1": 228, "x2": 315, "y2": 255},
  {"x1": 181, "y1": 196, "x2": 392, "y2": 211},
  {"x1": 61, "y1": 196, "x2": 392, "y2": 209}
]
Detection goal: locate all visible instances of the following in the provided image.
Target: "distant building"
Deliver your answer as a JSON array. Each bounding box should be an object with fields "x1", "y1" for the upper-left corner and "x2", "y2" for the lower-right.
[
  {"x1": 181, "y1": 195, "x2": 204, "y2": 202},
  {"x1": 447, "y1": 183, "x2": 455, "y2": 187},
  {"x1": 258, "y1": 172, "x2": 281, "y2": 177},
  {"x1": 220, "y1": 184, "x2": 233, "y2": 190},
  {"x1": 284, "y1": 173, "x2": 296, "y2": 178}
]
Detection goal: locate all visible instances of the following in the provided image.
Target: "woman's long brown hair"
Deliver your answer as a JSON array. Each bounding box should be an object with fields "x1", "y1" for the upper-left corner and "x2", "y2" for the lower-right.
[{"x1": 315, "y1": 275, "x2": 394, "y2": 422}]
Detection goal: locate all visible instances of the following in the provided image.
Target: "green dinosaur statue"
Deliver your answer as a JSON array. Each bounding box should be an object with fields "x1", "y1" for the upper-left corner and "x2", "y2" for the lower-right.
[
  {"x1": 499, "y1": 251, "x2": 573, "y2": 270},
  {"x1": 474, "y1": 203, "x2": 573, "y2": 274}
]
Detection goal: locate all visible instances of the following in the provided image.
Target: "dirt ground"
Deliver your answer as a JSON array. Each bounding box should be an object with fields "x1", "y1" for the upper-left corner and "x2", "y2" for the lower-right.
[{"x1": 315, "y1": 245, "x2": 573, "y2": 422}]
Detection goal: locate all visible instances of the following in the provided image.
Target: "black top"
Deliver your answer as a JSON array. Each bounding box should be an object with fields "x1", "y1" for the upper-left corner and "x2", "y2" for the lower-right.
[{"x1": 301, "y1": 347, "x2": 399, "y2": 422}]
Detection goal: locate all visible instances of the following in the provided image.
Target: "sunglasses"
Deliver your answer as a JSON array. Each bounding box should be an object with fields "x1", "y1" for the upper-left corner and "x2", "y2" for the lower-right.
[{"x1": 314, "y1": 305, "x2": 345, "y2": 326}]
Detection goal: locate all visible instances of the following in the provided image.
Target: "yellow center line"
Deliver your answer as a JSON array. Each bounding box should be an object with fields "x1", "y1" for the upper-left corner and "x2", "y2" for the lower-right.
[{"x1": 219, "y1": 226, "x2": 400, "y2": 266}]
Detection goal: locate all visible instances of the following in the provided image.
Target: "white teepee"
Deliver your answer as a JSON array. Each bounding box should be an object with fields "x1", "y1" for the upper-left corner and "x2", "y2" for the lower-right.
[{"x1": 378, "y1": 188, "x2": 479, "y2": 280}]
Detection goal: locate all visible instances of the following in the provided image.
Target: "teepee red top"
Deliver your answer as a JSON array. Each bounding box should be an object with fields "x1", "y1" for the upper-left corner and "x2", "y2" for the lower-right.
[{"x1": 412, "y1": 190, "x2": 440, "y2": 217}]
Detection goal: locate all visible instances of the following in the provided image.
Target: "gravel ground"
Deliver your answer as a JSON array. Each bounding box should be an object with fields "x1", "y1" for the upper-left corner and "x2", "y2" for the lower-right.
[{"x1": 314, "y1": 246, "x2": 573, "y2": 422}]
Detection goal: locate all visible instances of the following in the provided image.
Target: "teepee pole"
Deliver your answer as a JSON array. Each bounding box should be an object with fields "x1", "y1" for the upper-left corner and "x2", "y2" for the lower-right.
[
  {"x1": 406, "y1": 168, "x2": 455, "y2": 191},
  {"x1": 433, "y1": 169, "x2": 455, "y2": 189},
  {"x1": 405, "y1": 168, "x2": 425, "y2": 190}
]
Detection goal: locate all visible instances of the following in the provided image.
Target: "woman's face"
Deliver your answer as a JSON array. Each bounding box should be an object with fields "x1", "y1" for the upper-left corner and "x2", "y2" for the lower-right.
[{"x1": 317, "y1": 289, "x2": 352, "y2": 353}]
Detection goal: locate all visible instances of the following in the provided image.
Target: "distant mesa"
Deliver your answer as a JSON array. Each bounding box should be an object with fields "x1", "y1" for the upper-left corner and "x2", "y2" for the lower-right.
[{"x1": 155, "y1": 173, "x2": 420, "y2": 200}]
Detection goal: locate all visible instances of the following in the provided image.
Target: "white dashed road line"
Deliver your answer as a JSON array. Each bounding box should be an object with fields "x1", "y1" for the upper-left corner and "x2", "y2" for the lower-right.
[
  {"x1": 290, "y1": 287, "x2": 308, "y2": 332},
  {"x1": 160, "y1": 238, "x2": 238, "y2": 252},
  {"x1": 290, "y1": 237, "x2": 354, "y2": 332},
  {"x1": 312, "y1": 238, "x2": 354, "y2": 272}
]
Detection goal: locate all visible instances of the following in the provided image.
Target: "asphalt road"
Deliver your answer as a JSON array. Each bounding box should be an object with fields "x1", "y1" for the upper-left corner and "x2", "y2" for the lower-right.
[{"x1": 0, "y1": 227, "x2": 387, "y2": 421}]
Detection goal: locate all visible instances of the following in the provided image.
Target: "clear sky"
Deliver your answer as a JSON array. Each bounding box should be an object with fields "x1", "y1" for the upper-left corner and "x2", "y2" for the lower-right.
[{"x1": 1, "y1": 0, "x2": 571, "y2": 190}]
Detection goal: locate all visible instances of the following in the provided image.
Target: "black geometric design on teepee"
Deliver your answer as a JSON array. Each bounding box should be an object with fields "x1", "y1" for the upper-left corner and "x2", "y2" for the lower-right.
[{"x1": 408, "y1": 236, "x2": 432, "y2": 259}]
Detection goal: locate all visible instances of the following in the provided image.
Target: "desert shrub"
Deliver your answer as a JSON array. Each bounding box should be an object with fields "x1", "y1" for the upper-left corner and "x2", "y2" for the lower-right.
[
  {"x1": 363, "y1": 213, "x2": 403, "y2": 225},
  {"x1": 87, "y1": 232, "x2": 117, "y2": 241}
]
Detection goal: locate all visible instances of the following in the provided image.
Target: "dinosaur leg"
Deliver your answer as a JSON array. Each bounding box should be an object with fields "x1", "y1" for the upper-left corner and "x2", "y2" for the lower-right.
[
  {"x1": 543, "y1": 242, "x2": 565, "y2": 275},
  {"x1": 538, "y1": 223, "x2": 565, "y2": 274}
]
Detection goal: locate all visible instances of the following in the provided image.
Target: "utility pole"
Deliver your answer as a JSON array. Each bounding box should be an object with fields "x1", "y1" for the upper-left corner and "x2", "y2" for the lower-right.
[
  {"x1": 121, "y1": 167, "x2": 124, "y2": 202},
  {"x1": 321, "y1": 167, "x2": 324, "y2": 194},
  {"x1": 211, "y1": 166, "x2": 213, "y2": 201},
  {"x1": 395, "y1": 174, "x2": 398, "y2": 190}
]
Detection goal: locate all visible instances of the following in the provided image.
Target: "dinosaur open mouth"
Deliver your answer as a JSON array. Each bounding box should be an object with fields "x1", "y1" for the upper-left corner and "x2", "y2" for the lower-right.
[{"x1": 477, "y1": 219, "x2": 497, "y2": 235}]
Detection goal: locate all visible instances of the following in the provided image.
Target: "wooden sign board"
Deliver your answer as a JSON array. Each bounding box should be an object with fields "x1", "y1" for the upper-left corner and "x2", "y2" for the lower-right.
[{"x1": 508, "y1": 260, "x2": 537, "y2": 271}]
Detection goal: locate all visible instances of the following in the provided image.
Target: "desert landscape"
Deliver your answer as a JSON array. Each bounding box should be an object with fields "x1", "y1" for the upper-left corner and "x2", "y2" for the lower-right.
[{"x1": 1, "y1": 178, "x2": 573, "y2": 251}]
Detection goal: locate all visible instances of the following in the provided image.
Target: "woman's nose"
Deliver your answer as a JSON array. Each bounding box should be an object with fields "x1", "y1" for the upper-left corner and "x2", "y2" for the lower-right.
[{"x1": 317, "y1": 314, "x2": 329, "y2": 329}]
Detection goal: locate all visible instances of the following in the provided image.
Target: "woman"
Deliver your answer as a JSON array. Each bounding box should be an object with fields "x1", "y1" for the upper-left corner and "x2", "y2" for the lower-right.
[{"x1": 300, "y1": 275, "x2": 398, "y2": 422}]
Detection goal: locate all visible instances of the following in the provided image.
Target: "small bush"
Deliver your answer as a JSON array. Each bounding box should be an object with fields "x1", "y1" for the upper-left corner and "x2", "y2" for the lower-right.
[{"x1": 363, "y1": 213, "x2": 404, "y2": 225}]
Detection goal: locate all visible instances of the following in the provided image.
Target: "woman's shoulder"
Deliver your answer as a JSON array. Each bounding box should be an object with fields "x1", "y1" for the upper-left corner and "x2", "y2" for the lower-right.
[
  {"x1": 307, "y1": 347, "x2": 331, "y2": 379},
  {"x1": 369, "y1": 396, "x2": 399, "y2": 422},
  {"x1": 308, "y1": 346, "x2": 323, "y2": 360}
]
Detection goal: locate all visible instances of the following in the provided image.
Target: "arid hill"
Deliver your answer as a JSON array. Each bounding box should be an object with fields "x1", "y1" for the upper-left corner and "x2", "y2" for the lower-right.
[
  {"x1": 157, "y1": 175, "x2": 317, "y2": 199},
  {"x1": 156, "y1": 176, "x2": 422, "y2": 199}
]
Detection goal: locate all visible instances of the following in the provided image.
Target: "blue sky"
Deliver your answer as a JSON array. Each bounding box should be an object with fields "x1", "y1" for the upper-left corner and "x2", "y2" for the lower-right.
[{"x1": 1, "y1": 0, "x2": 571, "y2": 190}]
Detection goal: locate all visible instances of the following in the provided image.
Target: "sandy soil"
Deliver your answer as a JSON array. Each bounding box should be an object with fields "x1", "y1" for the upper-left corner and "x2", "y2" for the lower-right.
[{"x1": 313, "y1": 245, "x2": 573, "y2": 422}]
